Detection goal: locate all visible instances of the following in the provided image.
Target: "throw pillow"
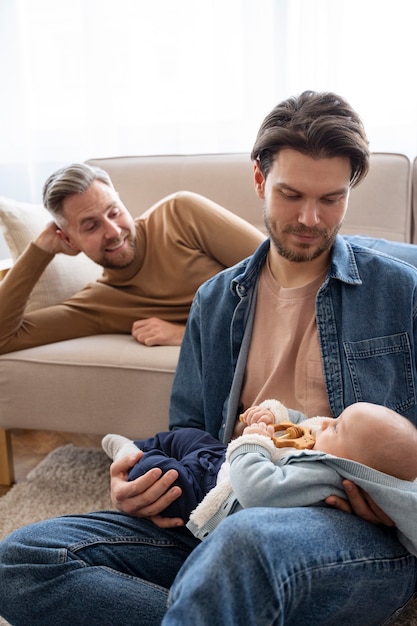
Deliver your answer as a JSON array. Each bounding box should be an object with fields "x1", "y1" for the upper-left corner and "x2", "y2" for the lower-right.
[{"x1": 0, "y1": 196, "x2": 102, "y2": 312}]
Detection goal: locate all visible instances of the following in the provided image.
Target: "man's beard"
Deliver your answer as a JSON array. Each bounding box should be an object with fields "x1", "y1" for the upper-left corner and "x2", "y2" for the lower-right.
[
  {"x1": 100, "y1": 234, "x2": 137, "y2": 269},
  {"x1": 264, "y1": 211, "x2": 341, "y2": 263}
]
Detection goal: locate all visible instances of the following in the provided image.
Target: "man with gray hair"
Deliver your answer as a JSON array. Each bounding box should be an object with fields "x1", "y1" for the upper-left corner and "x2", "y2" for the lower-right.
[{"x1": 0, "y1": 162, "x2": 264, "y2": 353}]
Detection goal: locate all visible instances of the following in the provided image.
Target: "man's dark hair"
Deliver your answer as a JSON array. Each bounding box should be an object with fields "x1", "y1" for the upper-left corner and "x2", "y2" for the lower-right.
[{"x1": 251, "y1": 91, "x2": 369, "y2": 187}]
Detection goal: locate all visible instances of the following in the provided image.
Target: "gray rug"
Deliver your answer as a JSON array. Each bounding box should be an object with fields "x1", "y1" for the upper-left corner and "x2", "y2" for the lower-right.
[
  {"x1": 0, "y1": 444, "x2": 113, "y2": 626},
  {"x1": 0, "y1": 444, "x2": 113, "y2": 543},
  {"x1": 0, "y1": 444, "x2": 416, "y2": 625}
]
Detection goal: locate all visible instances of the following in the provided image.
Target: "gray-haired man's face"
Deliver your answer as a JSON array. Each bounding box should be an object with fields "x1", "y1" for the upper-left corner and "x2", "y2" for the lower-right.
[{"x1": 59, "y1": 180, "x2": 137, "y2": 269}]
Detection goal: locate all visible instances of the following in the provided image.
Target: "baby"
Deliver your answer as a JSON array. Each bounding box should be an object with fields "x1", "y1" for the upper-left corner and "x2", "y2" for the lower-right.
[
  {"x1": 241, "y1": 399, "x2": 417, "y2": 481},
  {"x1": 103, "y1": 400, "x2": 417, "y2": 546},
  {"x1": 187, "y1": 401, "x2": 417, "y2": 558}
]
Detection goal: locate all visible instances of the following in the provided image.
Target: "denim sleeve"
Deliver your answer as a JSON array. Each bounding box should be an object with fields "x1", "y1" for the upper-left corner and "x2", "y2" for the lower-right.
[
  {"x1": 345, "y1": 235, "x2": 417, "y2": 268},
  {"x1": 169, "y1": 296, "x2": 206, "y2": 433}
]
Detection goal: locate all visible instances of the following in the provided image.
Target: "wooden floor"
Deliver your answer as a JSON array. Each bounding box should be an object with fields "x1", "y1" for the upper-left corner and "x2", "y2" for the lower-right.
[{"x1": 0, "y1": 429, "x2": 103, "y2": 496}]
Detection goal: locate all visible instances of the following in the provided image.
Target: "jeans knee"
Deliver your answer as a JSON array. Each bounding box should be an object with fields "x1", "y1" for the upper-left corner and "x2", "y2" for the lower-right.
[
  {"x1": 0, "y1": 530, "x2": 21, "y2": 566},
  {"x1": 206, "y1": 509, "x2": 269, "y2": 562},
  {"x1": 0, "y1": 522, "x2": 58, "y2": 567},
  {"x1": 0, "y1": 530, "x2": 28, "y2": 610}
]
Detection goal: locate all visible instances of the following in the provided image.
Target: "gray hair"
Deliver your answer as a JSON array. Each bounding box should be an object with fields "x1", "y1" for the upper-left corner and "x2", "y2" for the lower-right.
[{"x1": 42, "y1": 163, "x2": 114, "y2": 217}]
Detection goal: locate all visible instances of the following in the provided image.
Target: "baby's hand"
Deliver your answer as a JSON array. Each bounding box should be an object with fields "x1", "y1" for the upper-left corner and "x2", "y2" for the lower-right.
[
  {"x1": 240, "y1": 406, "x2": 275, "y2": 426},
  {"x1": 243, "y1": 422, "x2": 275, "y2": 438}
]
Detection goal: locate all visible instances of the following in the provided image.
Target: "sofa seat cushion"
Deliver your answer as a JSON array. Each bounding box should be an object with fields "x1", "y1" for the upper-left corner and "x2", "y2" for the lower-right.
[{"x1": 0, "y1": 335, "x2": 179, "y2": 437}]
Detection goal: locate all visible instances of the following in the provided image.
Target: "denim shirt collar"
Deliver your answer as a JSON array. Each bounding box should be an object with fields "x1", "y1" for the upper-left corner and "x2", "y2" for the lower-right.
[
  {"x1": 232, "y1": 234, "x2": 362, "y2": 295},
  {"x1": 231, "y1": 239, "x2": 269, "y2": 297},
  {"x1": 328, "y1": 235, "x2": 362, "y2": 285}
]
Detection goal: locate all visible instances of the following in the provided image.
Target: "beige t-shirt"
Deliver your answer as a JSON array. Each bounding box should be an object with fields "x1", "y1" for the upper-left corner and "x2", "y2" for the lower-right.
[{"x1": 240, "y1": 260, "x2": 332, "y2": 417}]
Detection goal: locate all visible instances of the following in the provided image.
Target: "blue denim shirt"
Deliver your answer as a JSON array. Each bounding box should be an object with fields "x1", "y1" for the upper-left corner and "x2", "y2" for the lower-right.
[{"x1": 169, "y1": 236, "x2": 417, "y2": 441}]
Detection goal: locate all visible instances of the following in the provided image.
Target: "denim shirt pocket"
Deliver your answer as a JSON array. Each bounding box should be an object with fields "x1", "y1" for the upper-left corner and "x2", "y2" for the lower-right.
[{"x1": 343, "y1": 333, "x2": 416, "y2": 412}]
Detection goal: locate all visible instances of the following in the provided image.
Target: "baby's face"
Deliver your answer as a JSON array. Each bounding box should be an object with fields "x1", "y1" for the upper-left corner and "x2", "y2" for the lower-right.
[
  {"x1": 314, "y1": 403, "x2": 416, "y2": 477},
  {"x1": 314, "y1": 414, "x2": 351, "y2": 457},
  {"x1": 314, "y1": 402, "x2": 389, "y2": 462}
]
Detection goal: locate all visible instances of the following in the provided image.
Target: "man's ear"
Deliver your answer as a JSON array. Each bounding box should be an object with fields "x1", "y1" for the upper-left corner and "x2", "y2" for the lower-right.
[
  {"x1": 57, "y1": 229, "x2": 81, "y2": 253},
  {"x1": 253, "y1": 161, "x2": 266, "y2": 199}
]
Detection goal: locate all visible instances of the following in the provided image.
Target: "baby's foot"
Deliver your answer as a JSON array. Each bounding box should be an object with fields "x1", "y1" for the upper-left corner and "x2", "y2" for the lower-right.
[{"x1": 102, "y1": 434, "x2": 139, "y2": 460}]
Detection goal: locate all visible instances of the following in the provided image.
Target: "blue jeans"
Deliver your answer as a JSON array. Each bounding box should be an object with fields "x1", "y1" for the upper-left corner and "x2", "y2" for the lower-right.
[
  {"x1": 0, "y1": 510, "x2": 199, "y2": 625},
  {"x1": 164, "y1": 508, "x2": 417, "y2": 626},
  {"x1": 0, "y1": 508, "x2": 416, "y2": 626}
]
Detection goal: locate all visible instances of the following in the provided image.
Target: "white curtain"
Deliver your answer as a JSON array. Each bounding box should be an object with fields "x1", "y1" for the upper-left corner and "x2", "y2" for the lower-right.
[
  {"x1": 0, "y1": 0, "x2": 280, "y2": 203},
  {"x1": 1, "y1": 0, "x2": 417, "y2": 206}
]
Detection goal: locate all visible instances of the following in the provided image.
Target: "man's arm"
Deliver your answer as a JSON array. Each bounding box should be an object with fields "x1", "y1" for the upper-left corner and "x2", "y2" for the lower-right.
[
  {"x1": 150, "y1": 191, "x2": 265, "y2": 270},
  {"x1": 0, "y1": 242, "x2": 55, "y2": 352},
  {"x1": 0, "y1": 224, "x2": 101, "y2": 353},
  {"x1": 169, "y1": 296, "x2": 211, "y2": 432}
]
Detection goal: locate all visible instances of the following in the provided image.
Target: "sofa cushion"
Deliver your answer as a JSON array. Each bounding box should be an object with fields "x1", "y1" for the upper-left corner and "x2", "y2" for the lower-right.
[
  {"x1": 0, "y1": 335, "x2": 178, "y2": 436},
  {"x1": 0, "y1": 196, "x2": 102, "y2": 311},
  {"x1": 342, "y1": 152, "x2": 411, "y2": 241}
]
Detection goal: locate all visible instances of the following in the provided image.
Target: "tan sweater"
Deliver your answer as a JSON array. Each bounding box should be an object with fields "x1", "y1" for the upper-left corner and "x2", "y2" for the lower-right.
[{"x1": 0, "y1": 192, "x2": 265, "y2": 353}]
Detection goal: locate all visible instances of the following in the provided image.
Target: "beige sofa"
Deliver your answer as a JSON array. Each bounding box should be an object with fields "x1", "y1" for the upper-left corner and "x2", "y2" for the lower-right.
[{"x1": 0, "y1": 152, "x2": 415, "y2": 485}]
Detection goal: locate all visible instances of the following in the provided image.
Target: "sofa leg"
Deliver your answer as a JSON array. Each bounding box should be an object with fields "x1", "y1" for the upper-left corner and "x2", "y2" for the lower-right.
[{"x1": 0, "y1": 429, "x2": 14, "y2": 485}]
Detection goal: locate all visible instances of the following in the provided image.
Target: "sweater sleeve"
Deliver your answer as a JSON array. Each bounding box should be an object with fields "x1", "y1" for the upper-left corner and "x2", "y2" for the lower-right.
[
  {"x1": 325, "y1": 457, "x2": 417, "y2": 557},
  {"x1": 257, "y1": 399, "x2": 328, "y2": 427},
  {"x1": 0, "y1": 244, "x2": 62, "y2": 352},
  {"x1": 0, "y1": 244, "x2": 108, "y2": 353},
  {"x1": 228, "y1": 437, "x2": 347, "y2": 508},
  {"x1": 156, "y1": 191, "x2": 265, "y2": 269}
]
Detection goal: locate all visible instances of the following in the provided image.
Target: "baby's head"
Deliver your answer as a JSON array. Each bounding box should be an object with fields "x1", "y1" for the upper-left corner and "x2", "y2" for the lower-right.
[{"x1": 314, "y1": 402, "x2": 417, "y2": 481}]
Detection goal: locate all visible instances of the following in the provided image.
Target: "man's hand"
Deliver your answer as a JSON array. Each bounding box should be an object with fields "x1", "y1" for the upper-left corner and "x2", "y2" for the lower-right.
[
  {"x1": 131, "y1": 318, "x2": 185, "y2": 346},
  {"x1": 325, "y1": 479, "x2": 395, "y2": 526},
  {"x1": 34, "y1": 222, "x2": 79, "y2": 256},
  {"x1": 110, "y1": 451, "x2": 185, "y2": 528}
]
